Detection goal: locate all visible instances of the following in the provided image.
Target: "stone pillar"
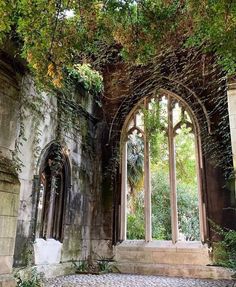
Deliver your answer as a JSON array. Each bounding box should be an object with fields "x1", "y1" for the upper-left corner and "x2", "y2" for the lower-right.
[
  {"x1": 144, "y1": 100, "x2": 152, "y2": 242},
  {"x1": 168, "y1": 98, "x2": 178, "y2": 243},
  {"x1": 120, "y1": 142, "x2": 127, "y2": 241},
  {"x1": 228, "y1": 81, "x2": 236, "y2": 175},
  {"x1": 0, "y1": 161, "x2": 20, "y2": 287},
  {"x1": 0, "y1": 59, "x2": 21, "y2": 287}
]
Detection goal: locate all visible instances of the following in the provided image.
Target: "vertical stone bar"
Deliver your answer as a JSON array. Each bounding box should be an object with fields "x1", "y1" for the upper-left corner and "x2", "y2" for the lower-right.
[
  {"x1": 46, "y1": 176, "x2": 56, "y2": 238},
  {"x1": 194, "y1": 135, "x2": 206, "y2": 242},
  {"x1": 144, "y1": 101, "x2": 152, "y2": 242},
  {"x1": 120, "y1": 142, "x2": 127, "y2": 240},
  {"x1": 227, "y1": 81, "x2": 236, "y2": 204},
  {"x1": 168, "y1": 98, "x2": 178, "y2": 243}
]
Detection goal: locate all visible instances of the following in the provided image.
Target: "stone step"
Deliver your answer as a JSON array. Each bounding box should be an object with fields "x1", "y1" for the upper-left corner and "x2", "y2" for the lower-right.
[
  {"x1": 113, "y1": 241, "x2": 234, "y2": 279},
  {"x1": 114, "y1": 262, "x2": 234, "y2": 280}
]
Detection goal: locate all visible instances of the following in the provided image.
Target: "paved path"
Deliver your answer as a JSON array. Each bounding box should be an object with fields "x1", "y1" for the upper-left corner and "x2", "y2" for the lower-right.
[{"x1": 45, "y1": 274, "x2": 235, "y2": 287}]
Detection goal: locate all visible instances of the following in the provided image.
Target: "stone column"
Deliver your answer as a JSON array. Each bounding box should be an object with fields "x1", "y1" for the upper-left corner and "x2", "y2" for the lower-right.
[
  {"x1": 0, "y1": 59, "x2": 20, "y2": 287},
  {"x1": 144, "y1": 100, "x2": 152, "y2": 242},
  {"x1": 228, "y1": 81, "x2": 236, "y2": 176},
  {"x1": 228, "y1": 80, "x2": 236, "y2": 203},
  {"x1": 120, "y1": 142, "x2": 127, "y2": 241},
  {"x1": 168, "y1": 97, "x2": 178, "y2": 243}
]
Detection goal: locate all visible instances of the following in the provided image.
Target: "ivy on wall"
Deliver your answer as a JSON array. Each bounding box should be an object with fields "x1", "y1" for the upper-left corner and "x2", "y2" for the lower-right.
[{"x1": 1, "y1": 0, "x2": 236, "y2": 90}]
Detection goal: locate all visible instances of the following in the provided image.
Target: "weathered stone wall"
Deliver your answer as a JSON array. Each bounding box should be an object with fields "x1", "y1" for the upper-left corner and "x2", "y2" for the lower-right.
[
  {"x1": 102, "y1": 50, "x2": 236, "y2": 243},
  {"x1": 0, "y1": 55, "x2": 21, "y2": 286},
  {"x1": 11, "y1": 73, "x2": 112, "y2": 269},
  {"x1": 0, "y1": 48, "x2": 113, "y2": 279}
]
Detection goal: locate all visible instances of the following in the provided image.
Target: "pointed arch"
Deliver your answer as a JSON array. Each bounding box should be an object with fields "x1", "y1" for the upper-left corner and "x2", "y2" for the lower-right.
[{"x1": 120, "y1": 90, "x2": 207, "y2": 243}]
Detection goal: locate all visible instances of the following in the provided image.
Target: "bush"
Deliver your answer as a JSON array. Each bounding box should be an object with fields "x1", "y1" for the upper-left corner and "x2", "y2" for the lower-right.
[
  {"x1": 211, "y1": 223, "x2": 236, "y2": 269},
  {"x1": 127, "y1": 171, "x2": 200, "y2": 241},
  {"x1": 14, "y1": 268, "x2": 43, "y2": 287}
]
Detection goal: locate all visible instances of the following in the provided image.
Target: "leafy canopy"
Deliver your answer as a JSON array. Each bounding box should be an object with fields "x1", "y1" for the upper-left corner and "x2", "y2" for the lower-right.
[{"x1": 1, "y1": 0, "x2": 236, "y2": 86}]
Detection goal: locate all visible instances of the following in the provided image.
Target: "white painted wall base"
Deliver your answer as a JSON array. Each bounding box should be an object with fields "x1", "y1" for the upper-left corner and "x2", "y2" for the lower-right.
[{"x1": 34, "y1": 238, "x2": 62, "y2": 265}]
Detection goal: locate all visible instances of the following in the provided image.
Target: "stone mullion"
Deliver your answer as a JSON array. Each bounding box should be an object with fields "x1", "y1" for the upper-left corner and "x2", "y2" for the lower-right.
[
  {"x1": 120, "y1": 141, "x2": 128, "y2": 241},
  {"x1": 144, "y1": 100, "x2": 152, "y2": 242},
  {"x1": 46, "y1": 175, "x2": 56, "y2": 239},
  {"x1": 194, "y1": 134, "x2": 206, "y2": 242},
  {"x1": 227, "y1": 82, "x2": 236, "y2": 206},
  {"x1": 168, "y1": 98, "x2": 178, "y2": 243}
]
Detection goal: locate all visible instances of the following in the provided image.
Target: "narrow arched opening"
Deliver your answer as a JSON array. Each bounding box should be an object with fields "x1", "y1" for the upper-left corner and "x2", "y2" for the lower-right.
[{"x1": 36, "y1": 142, "x2": 70, "y2": 242}]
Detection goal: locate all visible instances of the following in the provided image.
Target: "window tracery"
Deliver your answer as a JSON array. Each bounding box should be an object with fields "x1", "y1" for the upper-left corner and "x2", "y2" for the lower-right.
[{"x1": 120, "y1": 91, "x2": 206, "y2": 243}]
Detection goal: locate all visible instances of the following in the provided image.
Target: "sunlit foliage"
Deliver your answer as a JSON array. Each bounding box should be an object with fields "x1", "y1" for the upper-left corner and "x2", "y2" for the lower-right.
[{"x1": 1, "y1": 0, "x2": 236, "y2": 87}]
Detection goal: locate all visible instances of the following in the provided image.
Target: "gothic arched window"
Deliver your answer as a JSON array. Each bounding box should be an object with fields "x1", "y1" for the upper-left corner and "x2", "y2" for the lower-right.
[
  {"x1": 120, "y1": 91, "x2": 206, "y2": 243},
  {"x1": 36, "y1": 143, "x2": 70, "y2": 242}
]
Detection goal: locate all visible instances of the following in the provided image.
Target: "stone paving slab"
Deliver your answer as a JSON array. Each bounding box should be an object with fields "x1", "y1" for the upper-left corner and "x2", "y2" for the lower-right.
[{"x1": 44, "y1": 274, "x2": 236, "y2": 287}]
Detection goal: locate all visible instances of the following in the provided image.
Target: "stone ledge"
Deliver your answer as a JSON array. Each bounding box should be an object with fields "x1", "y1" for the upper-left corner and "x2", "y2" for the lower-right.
[
  {"x1": 0, "y1": 275, "x2": 16, "y2": 287},
  {"x1": 14, "y1": 262, "x2": 75, "y2": 279},
  {"x1": 114, "y1": 262, "x2": 234, "y2": 280},
  {"x1": 114, "y1": 240, "x2": 211, "y2": 265}
]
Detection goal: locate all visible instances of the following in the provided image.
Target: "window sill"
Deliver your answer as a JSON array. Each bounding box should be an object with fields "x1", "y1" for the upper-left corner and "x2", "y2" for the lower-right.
[{"x1": 116, "y1": 240, "x2": 208, "y2": 251}]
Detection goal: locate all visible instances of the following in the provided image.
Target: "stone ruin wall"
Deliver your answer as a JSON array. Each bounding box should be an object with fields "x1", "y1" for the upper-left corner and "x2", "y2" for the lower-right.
[{"x1": 0, "y1": 51, "x2": 113, "y2": 282}]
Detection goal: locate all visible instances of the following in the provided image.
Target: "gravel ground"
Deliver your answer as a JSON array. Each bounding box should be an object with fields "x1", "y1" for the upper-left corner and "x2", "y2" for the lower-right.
[{"x1": 44, "y1": 274, "x2": 235, "y2": 287}]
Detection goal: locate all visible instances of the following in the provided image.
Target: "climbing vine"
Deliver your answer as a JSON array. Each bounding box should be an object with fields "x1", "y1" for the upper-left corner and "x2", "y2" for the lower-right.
[
  {"x1": 1, "y1": 0, "x2": 236, "y2": 89},
  {"x1": 12, "y1": 76, "x2": 46, "y2": 172}
]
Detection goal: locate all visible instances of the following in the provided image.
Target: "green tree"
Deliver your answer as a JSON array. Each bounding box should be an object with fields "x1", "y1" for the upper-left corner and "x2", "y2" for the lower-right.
[
  {"x1": 127, "y1": 133, "x2": 144, "y2": 197},
  {"x1": 1, "y1": 0, "x2": 236, "y2": 88}
]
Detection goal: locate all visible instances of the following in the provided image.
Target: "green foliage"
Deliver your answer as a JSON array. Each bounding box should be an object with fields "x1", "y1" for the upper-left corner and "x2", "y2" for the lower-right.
[
  {"x1": 177, "y1": 183, "x2": 200, "y2": 240},
  {"x1": 210, "y1": 222, "x2": 236, "y2": 269},
  {"x1": 12, "y1": 77, "x2": 45, "y2": 173},
  {"x1": 73, "y1": 256, "x2": 114, "y2": 274},
  {"x1": 73, "y1": 260, "x2": 89, "y2": 272},
  {"x1": 127, "y1": 100, "x2": 200, "y2": 240},
  {"x1": 66, "y1": 64, "x2": 103, "y2": 94},
  {"x1": 96, "y1": 256, "x2": 114, "y2": 273},
  {"x1": 175, "y1": 126, "x2": 197, "y2": 186},
  {"x1": 127, "y1": 171, "x2": 200, "y2": 240},
  {"x1": 151, "y1": 172, "x2": 172, "y2": 240},
  {"x1": 14, "y1": 268, "x2": 43, "y2": 287},
  {"x1": 1, "y1": 0, "x2": 236, "y2": 89},
  {"x1": 143, "y1": 100, "x2": 168, "y2": 162},
  {"x1": 127, "y1": 191, "x2": 145, "y2": 239},
  {"x1": 127, "y1": 133, "x2": 144, "y2": 194}
]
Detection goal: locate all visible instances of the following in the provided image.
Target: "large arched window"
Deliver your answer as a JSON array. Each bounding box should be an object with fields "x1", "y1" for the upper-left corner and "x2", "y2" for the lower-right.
[
  {"x1": 36, "y1": 143, "x2": 70, "y2": 242},
  {"x1": 120, "y1": 91, "x2": 206, "y2": 243}
]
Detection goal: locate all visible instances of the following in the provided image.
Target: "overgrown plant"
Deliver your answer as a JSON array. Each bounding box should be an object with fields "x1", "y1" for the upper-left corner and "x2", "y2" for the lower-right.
[
  {"x1": 1, "y1": 0, "x2": 236, "y2": 89},
  {"x1": 210, "y1": 221, "x2": 236, "y2": 270},
  {"x1": 73, "y1": 260, "x2": 89, "y2": 273},
  {"x1": 95, "y1": 254, "x2": 114, "y2": 273},
  {"x1": 14, "y1": 268, "x2": 43, "y2": 287}
]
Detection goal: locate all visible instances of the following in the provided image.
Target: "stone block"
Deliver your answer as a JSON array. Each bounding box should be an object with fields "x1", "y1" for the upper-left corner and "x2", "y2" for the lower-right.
[
  {"x1": 0, "y1": 216, "x2": 17, "y2": 238},
  {"x1": 0, "y1": 182, "x2": 19, "y2": 194},
  {"x1": 91, "y1": 239, "x2": 112, "y2": 259},
  {"x1": 0, "y1": 256, "x2": 12, "y2": 275},
  {"x1": 0, "y1": 238, "x2": 14, "y2": 256},
  {"x1": 0, "y1": 192, "x2": 18, "y2": 217},
  {"x1": 0, "y1": 275, "x2": 16, "y2": 287},
  {"x1": 115, "y1": 241, "x2": 211, "y2": 266},
  {"x1": 115, "y1": 262, "x2": 234, "y2": 279}
]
